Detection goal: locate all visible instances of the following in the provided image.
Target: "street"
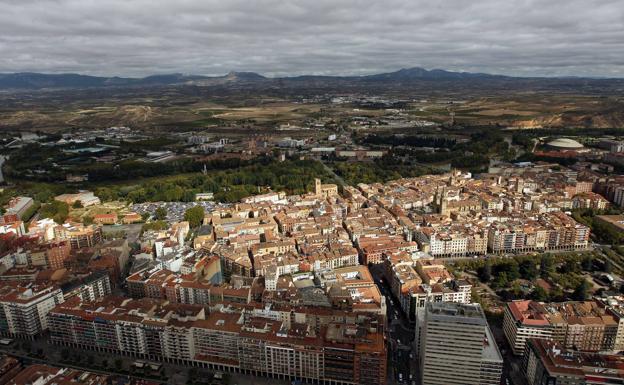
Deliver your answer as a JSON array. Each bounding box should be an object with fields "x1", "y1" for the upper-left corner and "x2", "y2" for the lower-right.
[{"x1": 369, "y1": 263, "x2": 417, "y2": 385}]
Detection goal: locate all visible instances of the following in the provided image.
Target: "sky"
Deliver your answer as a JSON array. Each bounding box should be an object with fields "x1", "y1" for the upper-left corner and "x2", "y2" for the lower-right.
[{"x1": 0, "y1": 0, "x2": 623, "y2": 78}]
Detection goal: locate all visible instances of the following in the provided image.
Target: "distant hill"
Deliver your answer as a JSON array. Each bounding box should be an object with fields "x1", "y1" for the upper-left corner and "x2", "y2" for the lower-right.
[
  {"x1": 360, "y1": 67, "x2": 508, "y2": 81},
  {"x1": 0, "y1": 67, "x2": 620, "y2": 90}
]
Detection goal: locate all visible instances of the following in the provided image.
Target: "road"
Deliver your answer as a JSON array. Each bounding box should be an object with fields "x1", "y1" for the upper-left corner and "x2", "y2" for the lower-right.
[
  {"x1": 320, "y1": 161, "x2": 347, "y2": 186},
  {"x1": 594, "y1": 243, "x2": 624, "y2": 273},
  {"x1": 369, "y1": 263, "x2": 416, "y2": 385}
]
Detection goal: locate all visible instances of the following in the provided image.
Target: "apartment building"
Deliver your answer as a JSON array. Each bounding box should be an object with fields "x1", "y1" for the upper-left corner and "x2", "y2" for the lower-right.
[
  {"x1": 54, "y1": 223, "x2": 103, "y2": 249},
  {"x1": 49, "y1": 296, "x2": 387, "y2": 385},
  {"x1": 0, "y1": 283, "x2": 64, "y2": 338},
  {"x1": 488, "y1": 212, "x2": 590, "y2": 254},
  {"x1": 418, "y1": 302, "x2": 502, "y2": 385},
  {"x1": 523, "y1": 339, "x2": 624, "y2": 385},
  {"x1": 504, "y1": 300, "x2": 621, "y2": 355}
]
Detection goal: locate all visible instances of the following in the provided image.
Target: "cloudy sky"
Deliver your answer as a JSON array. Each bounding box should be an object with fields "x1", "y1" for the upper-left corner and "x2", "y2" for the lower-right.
[{"x1": 1, "y1": 0, "x2": 623, "y2": 78}]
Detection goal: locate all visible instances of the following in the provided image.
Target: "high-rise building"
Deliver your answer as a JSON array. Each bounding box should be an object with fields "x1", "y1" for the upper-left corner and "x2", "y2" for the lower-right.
[{"x1": 418, "y1": 302, "x2": 503, "y2": 385}]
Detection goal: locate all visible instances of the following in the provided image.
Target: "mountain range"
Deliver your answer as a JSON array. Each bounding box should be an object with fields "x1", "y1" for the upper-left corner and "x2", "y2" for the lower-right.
[
  {"x1": 0, "y1": 67, "x2": 620, "y2": 91},
  {"x1": 0, "y1": 67, "x2": 532, "y2": 90}
]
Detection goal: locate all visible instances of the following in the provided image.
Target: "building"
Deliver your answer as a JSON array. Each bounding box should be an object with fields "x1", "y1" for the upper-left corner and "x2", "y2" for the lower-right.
[
  {"x1": 49, "y1": 296, "x2": 387, "y2": 385},
  {"x1": 45, "y1": 241, "x2": 72, "y2": 269},
  {"x1": 4, "y1": 363, "x2": 111, "y2": 385},
  {"x1": 54, "y1": 191, "x2": 101, "y2": 207},
  {"x1": 418, "y1": 302, "x2": 502, "y2": 385},
  {"x1": 0, "y1": 283, "x2": 64, "y2": 338},
  {"x1": 572, "y1": 192, "x2": 609, "y2": 210},
  {"x1": 314, "y1": 178, "x2": 338, "y2": 198},
  {"x1": 503, "y1": 300, "x2": 555, "y2": 355},
  {"x1": 3, "y1": 197, "x2": 34, "y2": 220},
  {"x1": 523, "y1": 338, "x2": 624, "y2": 385},
  {"x1": 68, "y1": 273, "x2": 112, "y2": 302},
  {"x1": 546, "y1": 138, "x2": 584, "y2": 150},
  {"x1": 488, "y1": 212, "x2": 590, "y2": 254},
  {"x1": 93, "y1": 213, "x2": 118, "y2": 225},
  {"x1": 597, "y1": 139, "x2": 624, "y2": 153},
  {"x1": 503, "y1": 300, "x2": 621, "y2": 355},
  {"x1": 54, "y1": 223, "x2": 103, "y2": 249}
]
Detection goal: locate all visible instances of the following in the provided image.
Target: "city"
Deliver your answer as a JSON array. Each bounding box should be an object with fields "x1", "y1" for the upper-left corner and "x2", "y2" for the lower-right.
[
  {"x1": 1, "y1": 153, "x2": 624, "y2": 384},
  {"x1": 1, "y1": 1, "x2": 624, "y2": 384}
]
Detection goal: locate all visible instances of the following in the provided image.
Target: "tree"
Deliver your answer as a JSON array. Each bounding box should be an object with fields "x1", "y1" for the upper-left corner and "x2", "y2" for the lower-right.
[
  {"x1": 581, "y1": 256, "x2": 594, "y2": 272},
  {"x1": 493, "y1": 272, "x2": 509, "y2": 289},
  {"x1": 40, "y1": 201, "x2": 70, "y2": 224},
  {"x1": 154, "y1": 207, "x2": 167, "y2": 221},
  {"x1": 572, "y1": 279, "x2": 592, "y2": 301},
  {"x1": 604, "y1": 259, "x2": 613, "y2": 273},
  {"x1": 114, "y1": 358, "x2": 123, "y2": 371},
  {"x1": 561, "y1": 259, "x2": 580, "y2": 274},
  {"x1": 141, "y1": 220, "x2": 168, "y2": 232},
  {"x1": 531, "y1": 286, "x2": 549, "y2": 301},
  {"x1": 184, "y1": 206, "x2": 205, "y2": 228},
  {"x1": 519, "y1": 260, "x2": 538, "y2": 280},
  {"x1": 83, "y1": 215, "x2": 94, "y2": 225},
  {"x1": 141, "y1": 212, "x2": 150, "y2": 221},
  {"x1": 540, "y1": 254, "x2": 555, "y2": 278},
  {"x1": 478, "y1": 260, "x2": 492, "y2": 282},
  {"x1": 72, "y1": 200, "x2": 83, "y2": 209}
]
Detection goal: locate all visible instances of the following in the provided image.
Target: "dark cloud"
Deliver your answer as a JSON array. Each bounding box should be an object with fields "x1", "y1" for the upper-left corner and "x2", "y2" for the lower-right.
[{"x1": 0, "y1": 0, "x2": 622, "y2": 77}]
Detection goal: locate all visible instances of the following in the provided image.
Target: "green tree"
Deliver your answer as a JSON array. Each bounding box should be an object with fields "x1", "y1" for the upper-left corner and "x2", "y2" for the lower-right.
[
  {"x1": 154, "y1": 207, "x2": 167, "y2": 220},
  {"x1": 531, "y1": 286, "x2": 549, "y2": 301},
  {"x1": 478, "y1": 260, "x2": 492, "y2": 282},
  {"x1": 561, "y1": 259, "x2": 580, "y2": 274},
  {"x1": 581, "y1": 256, "x2": 594, "y2": 272},
  {"x1": 540, "y1": 254, "x2": 555, "y2": 278},
  {"x1": 40, "y1": 200, "x2": 70, "y2": 224},
  {"x1": 83, "y1": 215, "x2": 94, "y2": 225},
  {"x1": 72, "y1": 200, "x2": 83, "y2": 209},
  {"x1": 184, "y1": 206, "x2": 205, "y2": 228},
  {"x1": 141, "y1": 220, "x2": 168, "y2": 232},
  {"x1": 572, "y1": 279, "x2": 592, "y2": 301},
  {"x1": 493, "y1": 272, "x2": 509, "y2": 289},
  {"x1": 519, "y1": 260, "x2": 538, "y2": 280},
  {"x1": 604, "y1": 259, "x2": 614, "y2": 273}
]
